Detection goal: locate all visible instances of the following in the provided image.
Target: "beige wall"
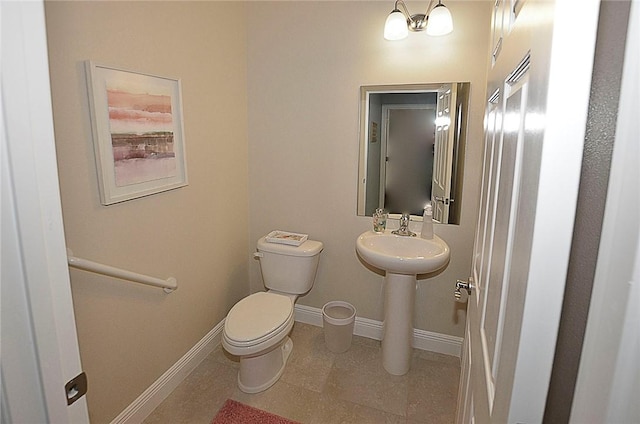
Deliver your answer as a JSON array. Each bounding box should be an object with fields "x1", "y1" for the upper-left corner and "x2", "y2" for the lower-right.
[
  {"x1": 45, "y1": 2, "x2": 249, "y2": 422},
  {"x1": 45, "y1": 1, "x2": 490, "y2": 421},
  {"x1": 246, "y1": 1, "x2": 491, "y2": 334}
]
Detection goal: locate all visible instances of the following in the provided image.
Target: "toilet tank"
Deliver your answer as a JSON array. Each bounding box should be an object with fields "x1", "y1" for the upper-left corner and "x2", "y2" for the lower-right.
[{"x1": 256, "y1": 237, "x2": 323, "y2": 294}]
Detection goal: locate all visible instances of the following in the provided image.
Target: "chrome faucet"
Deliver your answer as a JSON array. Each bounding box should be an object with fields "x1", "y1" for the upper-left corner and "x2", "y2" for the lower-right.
[{"x1": 392, "y1": 213, "x2": 416, "y2": 237}]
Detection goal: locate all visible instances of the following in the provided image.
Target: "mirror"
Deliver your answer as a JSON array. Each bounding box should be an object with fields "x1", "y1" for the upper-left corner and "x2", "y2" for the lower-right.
[{"x1": 357, "y1": 82, "x2": 470, "y2": 224}]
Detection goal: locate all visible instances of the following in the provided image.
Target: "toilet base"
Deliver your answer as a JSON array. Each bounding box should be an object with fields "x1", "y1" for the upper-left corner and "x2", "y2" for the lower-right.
[{"x1": 237, "y1": 337, "x2": 293, "y2": 393}]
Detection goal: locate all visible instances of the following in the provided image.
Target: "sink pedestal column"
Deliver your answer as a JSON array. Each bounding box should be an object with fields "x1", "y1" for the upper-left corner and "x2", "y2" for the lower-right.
[{"x1": 382, "y1": 272, "x2": 415, "y2": 375}]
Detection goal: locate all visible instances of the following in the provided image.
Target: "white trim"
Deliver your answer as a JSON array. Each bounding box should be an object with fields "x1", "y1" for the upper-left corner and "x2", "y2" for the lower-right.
[
  {"x1": 570, "y1": 1, "x2": 640, "y2": 421},
  {"x1": 507, "y1": 1, "x2": 600, "y2": 421},
  {"x1": 294, "y1": 304, "x2": 462, "y2": 357},
  {"x1": 110, "y1": 321, "x2": 225, "y2": 424},
  {"x1": 112, "y1": 304, "x2": 462, "y2": 423}
]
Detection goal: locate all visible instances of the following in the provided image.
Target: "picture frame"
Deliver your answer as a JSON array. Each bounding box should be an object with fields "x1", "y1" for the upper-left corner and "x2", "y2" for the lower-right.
[
  {"x1": 85, "y1": 61, "x2": 188, "y2": 205},
  {"x1": 370, "y1": 121, "x2": 378, "y2": 143}
]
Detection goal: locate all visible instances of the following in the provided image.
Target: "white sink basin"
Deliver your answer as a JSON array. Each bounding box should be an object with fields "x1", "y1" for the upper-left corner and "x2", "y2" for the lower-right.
[
  {"x1": 356, "y1": 230, "x2": 450, "y2": 275},
  {"x1": 355, "y1": 229, "x2": 451, "y2": 375}
]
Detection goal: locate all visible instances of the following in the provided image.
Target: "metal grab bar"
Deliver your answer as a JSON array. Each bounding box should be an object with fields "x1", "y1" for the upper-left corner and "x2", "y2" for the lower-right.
[{"x1": 66, "y1": 249, "x2": 177, "y2": 293}]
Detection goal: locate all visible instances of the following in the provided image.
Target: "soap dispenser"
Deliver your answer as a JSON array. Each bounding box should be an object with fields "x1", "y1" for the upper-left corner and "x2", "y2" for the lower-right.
[{"x1": 421, "y1": 204, "x2": 434, "y2": 239}]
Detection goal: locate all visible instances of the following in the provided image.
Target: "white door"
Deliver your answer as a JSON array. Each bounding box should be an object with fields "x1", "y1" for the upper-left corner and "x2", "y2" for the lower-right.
[
  {"x1": 1, "y1": 1, "x2": 89, "y2": 422},
  {"x1": 431, "y1": 84, "x2": 456, "y2": 223},
  {"x1": 456, "y1": 0, "x2": 601, "y2": 422}
]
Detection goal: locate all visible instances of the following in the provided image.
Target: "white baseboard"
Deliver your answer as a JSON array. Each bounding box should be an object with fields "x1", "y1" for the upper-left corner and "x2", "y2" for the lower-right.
[
  {"x1": 110, "y1": 320, "x2": 225, "y2": 424},
  {"x1": 112, "y1": 304, "x2": 462, "y2": 423},
  {"x1": 294, "y1": 304, "x2": 463, "y2": 357}
]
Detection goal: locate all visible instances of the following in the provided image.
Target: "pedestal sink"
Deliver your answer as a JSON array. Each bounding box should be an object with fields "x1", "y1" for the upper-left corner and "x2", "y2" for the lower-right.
[{"x1": 356, "y1": 230, "x2": 450, "y2": 375}]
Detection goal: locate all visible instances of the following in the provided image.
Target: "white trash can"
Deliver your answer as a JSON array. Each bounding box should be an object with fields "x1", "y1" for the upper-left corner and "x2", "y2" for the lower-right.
[{"x1": 322, "y1": 301, "x2": 356, "y2": 353}]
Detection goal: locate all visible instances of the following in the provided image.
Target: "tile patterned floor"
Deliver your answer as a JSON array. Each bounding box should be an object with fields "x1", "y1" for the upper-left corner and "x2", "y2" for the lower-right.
[{"x1": 144, "y1": 323, "x2": 461, "y2": 424}]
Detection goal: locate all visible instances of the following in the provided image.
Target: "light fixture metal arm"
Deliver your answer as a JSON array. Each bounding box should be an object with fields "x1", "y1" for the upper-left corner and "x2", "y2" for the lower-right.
[
  {"x1": 423, "y1": 0, "x2": 436, "y2": 17},
  {"x1": 392, "y1": 0, "x2": 412, "y2": 19},
  {"x1": 393, "y1": 0, "x2": 436, "y2": 32}
]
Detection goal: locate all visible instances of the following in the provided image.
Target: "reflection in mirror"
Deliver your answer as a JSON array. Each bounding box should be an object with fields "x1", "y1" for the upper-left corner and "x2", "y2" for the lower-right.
[{"x1": 357, "y1": 83, "x2": 470, "y2": 224}]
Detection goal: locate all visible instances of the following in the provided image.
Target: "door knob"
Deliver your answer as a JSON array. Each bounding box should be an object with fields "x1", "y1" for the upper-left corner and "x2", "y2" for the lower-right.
[
  {"x1": 455, "y1": 278, "x2": 473, "y2": 299},
  {"x1": 434, "y1": 196, "x2": 452, "y2": 205}
]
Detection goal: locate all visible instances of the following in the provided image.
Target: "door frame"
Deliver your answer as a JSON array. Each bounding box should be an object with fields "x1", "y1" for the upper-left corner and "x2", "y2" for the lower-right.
[
  {"x1": 379, "y1": 104, "x2": 436, "y2": 212},
  {"x1": 502, "y1": 2, "x2": 599, "y2": 420},
  {"x1": 1, "y1": 1, "x2": 89, "y2": 422},
  {"x1": 570, "y1": 1, "x2": 640, "y2": 420}
]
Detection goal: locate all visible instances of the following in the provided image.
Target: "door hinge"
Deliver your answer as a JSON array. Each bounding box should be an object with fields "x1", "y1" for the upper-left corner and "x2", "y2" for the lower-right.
[{"x1": 65, "y1": 372, "x2": 88, "y2": 405}]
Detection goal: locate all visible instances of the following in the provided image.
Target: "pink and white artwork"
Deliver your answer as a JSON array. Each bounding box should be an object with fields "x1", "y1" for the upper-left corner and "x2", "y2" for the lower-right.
[
  {"x1": 86, "y1": 62, "x2": 188, "y2": 205},
  {"x1": 107, "y1": 88, "x2": 177, "y2": 187}
]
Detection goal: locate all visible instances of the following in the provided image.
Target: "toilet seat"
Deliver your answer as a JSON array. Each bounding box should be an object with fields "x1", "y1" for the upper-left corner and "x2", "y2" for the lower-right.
[{"x1": 224, "y1": 292, "x2": 293, "y2": 349}]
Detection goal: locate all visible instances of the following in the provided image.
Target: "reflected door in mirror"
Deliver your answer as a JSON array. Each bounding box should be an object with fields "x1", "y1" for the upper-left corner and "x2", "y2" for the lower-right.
[{"x1": 432, "y1": 85, "x2": 458, "y2": 223}]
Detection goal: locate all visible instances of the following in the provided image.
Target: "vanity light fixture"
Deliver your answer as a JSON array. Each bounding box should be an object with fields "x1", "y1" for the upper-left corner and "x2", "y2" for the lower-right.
[{"x1": 384, "y1": 0, "x2": 453, "y2": 41}]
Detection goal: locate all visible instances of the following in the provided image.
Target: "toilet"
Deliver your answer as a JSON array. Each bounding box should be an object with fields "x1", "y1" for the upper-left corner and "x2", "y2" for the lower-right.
[{"x1": 222, "y1": 235, "x2": 323, "y2": 393}]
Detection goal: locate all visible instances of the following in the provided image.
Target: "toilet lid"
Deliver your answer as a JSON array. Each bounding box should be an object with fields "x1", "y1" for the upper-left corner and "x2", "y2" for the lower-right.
[{"x1": 225, "y1": 292, "x2": 293, "y2": 343}]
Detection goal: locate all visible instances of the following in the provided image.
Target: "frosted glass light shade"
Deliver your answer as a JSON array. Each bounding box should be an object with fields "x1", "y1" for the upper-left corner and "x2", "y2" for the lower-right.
[
  {"x1": 426, "y1": 4, "x2": 453, "y2": 36},
  {"x1": 384, "y1": 10, "x2": 409, "y2": 40}
]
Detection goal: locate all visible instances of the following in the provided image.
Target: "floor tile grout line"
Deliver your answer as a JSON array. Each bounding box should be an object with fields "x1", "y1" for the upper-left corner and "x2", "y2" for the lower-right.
[{"x1": 143, "y1": 322, "x2": 458, "y2": 424}]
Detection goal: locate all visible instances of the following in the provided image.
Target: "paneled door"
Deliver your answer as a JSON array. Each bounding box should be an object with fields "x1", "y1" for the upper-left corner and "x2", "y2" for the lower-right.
[
  {"x1": 456, "y1": 0, "x2": 601, "y2": 422},
  {"x1": 464, "y1": 57, "x2": 531, "y2": 422}
]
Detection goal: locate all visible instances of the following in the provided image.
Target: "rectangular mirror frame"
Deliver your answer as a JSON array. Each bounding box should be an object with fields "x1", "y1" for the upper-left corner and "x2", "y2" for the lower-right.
[{"x1": 357, "y1": 82, "x2": 470, "y2": 225}]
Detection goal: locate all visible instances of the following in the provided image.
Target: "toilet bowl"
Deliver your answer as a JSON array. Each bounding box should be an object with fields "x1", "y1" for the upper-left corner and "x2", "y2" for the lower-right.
[
  {"x1": 222, "y1": 235, "x2": 323, "y2": 393},
  {"x1": 223, "y1": 291, "x2": 296, "y2": 393}
]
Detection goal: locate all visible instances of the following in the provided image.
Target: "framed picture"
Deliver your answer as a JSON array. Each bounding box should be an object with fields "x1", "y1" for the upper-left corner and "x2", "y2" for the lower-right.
[
  {"x1": 85, "y1": 62, "x2": 188, "y2": 205},
  {"x1": 370, "y1": 121, "x2": 378, "y2": 143}
]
